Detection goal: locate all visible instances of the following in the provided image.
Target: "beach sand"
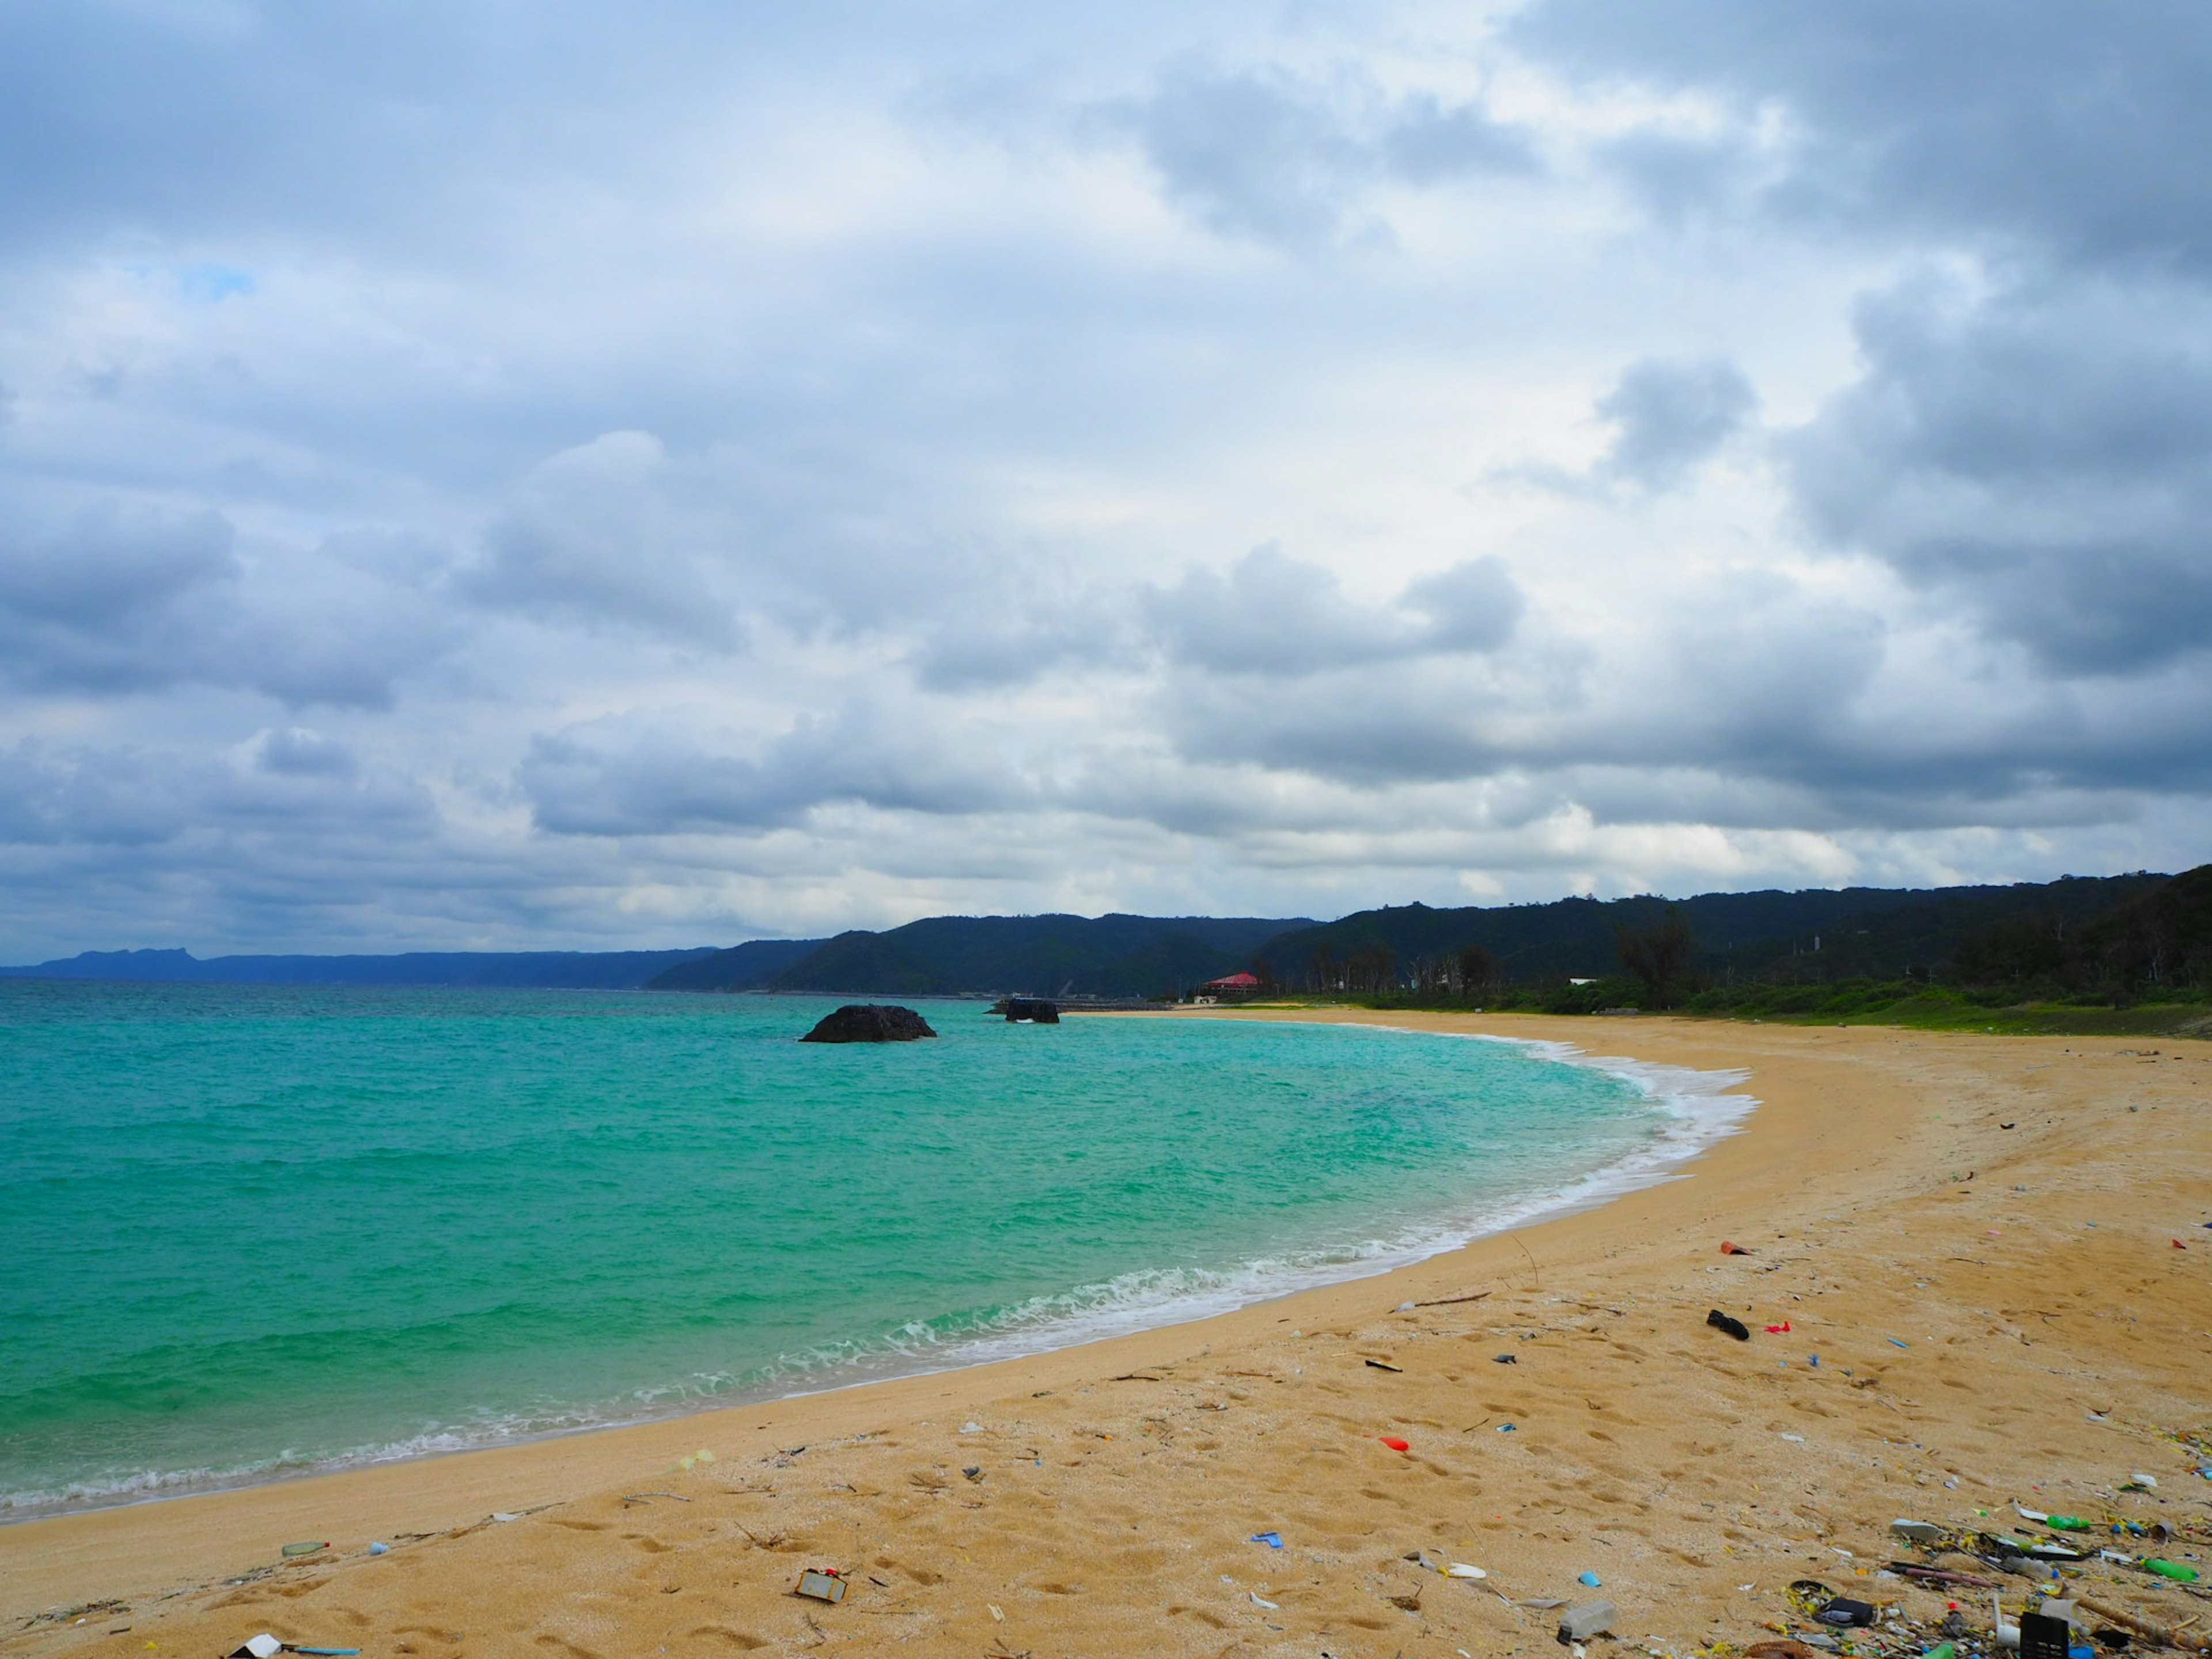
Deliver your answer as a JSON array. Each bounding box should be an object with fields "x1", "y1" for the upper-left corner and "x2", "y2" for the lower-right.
[{"x1": 5, "y1": 1011, "x2": 2209, "y2": 1659}]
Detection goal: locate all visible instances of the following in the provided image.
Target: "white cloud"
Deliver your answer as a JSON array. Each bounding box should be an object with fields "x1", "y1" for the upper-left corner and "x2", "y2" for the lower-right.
[{"x1": 1, "y1": 0, "x2": 2208, "y2": 959}]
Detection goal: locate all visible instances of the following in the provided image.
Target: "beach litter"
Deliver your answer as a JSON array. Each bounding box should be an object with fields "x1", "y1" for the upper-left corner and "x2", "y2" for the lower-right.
[
  {"x1": 1892, "y1": 1521, "x2": 1947, "y2": 1544},
  {"x1": 1558, "y1": 1599, "x2": 1618, "y2": 1642},
  {"x1": 1708, "y1": 1310, "x2": 1752, "y2": 1340},
  {"x1": 1721, "y1": 1241, "x2": 1755, "y2": 1255},
  {"x1": 1365, "y1": 1359, "x2": 1404, "y2": 1373},
  {"x1": 1743, "y1": 1641, "x2": 1817, "y2": 1659},
  {"x1": 2078, "y1": 1594, "x2": 2212, "y2": 1653},
  {"x1": 1495, "y1": 1353, "x2": 1518, "y2": 1363},
  {"x1": 279, "y1": 1541, "x2": 328, "y2": 1558},
  {"x1": 1578, "y1": 1571, "x2": 1603, "y2": 1587},
  {"x1": 793, "y1": 1568, "x2": 847, "y2": 1604},
  {"x1": 367, "y1": 1541, "x2": 389, "y2": 1555},
  {"x1": 1817, "y1": 1597, "x2": 1878, "y2": 1628},
  {"x1": 1446, "y1": 1563, "x2": 1488, "y2": 1580},
  {"x1": 1250, "y1": 1531, "x2": 1285, "y2": 1548},
  {"x1": 226, "y1": 1641, "x2": 360, "y2": 1658},
  {"x1": 2142, "y1": 1558, "x2": 2199, "y2": 1582},
  {"x1": 1250, "y1": 1592, "x2": 1280, "y2": 1609},
  {"x1": 1379, "y1": 1436, "x2": 1412, "y2": 1453}
]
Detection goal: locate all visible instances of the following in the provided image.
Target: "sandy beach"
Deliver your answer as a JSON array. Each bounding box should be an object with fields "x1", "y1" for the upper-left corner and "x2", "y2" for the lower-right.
[{"x1": 5, "y1": 1010, "x2": 2208, "y2": 1659}]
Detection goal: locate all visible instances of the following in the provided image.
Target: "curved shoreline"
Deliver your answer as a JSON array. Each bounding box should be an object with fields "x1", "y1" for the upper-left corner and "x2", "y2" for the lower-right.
[
  {"x1": 2, "y1": 1016, "x2": 1753, "y2": 1524},
  {"x1": 7, "y1": 1010, "x2": 2206, "y2": 1659}
]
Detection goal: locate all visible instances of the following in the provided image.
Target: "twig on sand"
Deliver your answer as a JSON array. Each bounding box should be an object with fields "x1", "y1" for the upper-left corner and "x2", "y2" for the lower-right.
[{"x1": 1414, "y1": 1290, "x2": 1494, "y2": 1308}]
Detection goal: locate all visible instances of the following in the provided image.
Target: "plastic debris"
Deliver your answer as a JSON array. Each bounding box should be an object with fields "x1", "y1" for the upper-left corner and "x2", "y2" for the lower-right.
[
  {"x1": 1250, "y1": 1531, "x2": 1284, "y2": 1548},
  {"x1": 2077, "y1": 1594, "x2": 2212, "y2": 1653},
  {"x1": 279, "y1": 1541, "x2": 328, "y2": 1558},
  {"x1": 1720, "y1": 1241, "x2": 1754, "y2": 1255},
  {"x1": 1497, "y1": 1423, "x2": 1518, "y2": 1432},
  {"x1": 1557, "y1": 1599, "x2": 1617, "y2": 1642},
  {"x1": 1365, "y1": 1359, "x2": 1404, "y2": 1373},
  {"x1": 227, "y1": 1642, "x2": 283, "y2": 1659},
  {"x1": 794, "y1": 1569, "x2": 847, "y2": 1604},
  {"x1": 1707, "y1": 1309, "x2": 1752, "y2": 1341},
  {"x1": 1888, "y1": 1338, "x2": 1911, "y2": 1349},
  {"x1": 2143, "y1": 1558, "x2": 2199, "y2": 1583},
  {"x1": 2021, "y1": 1611, "x2": 2072, "y2": 1659},
  {"x1": 1892, "y1": 1520, "x2": 1947, "y2": 1544},
  {"x1": 367, "y1": 1541, "x2": 389, "y2": 1556},
  {"x1": 1250, "y1": 1592, "x2": 1279, "y2": 1609},
  {"x1": 1766, "y1": 1322, "x2": 1793, "y2": 1334},
  {"x1": 1993, "y1": 1593, "x2": 2022, "y2": 1649},
  {"x1": 1446, "y1": 1564, "x2": 1487, "y2": 1580},
  {"x1": 1379, "y1": 1437, "x2": 1411, "y2": 1453},
  {"x1": 1744, "y1": 1642, "x2": 1818, "y2": 1659},
  {"x1": 1577, "y1": 1570, "x2": 1603, "y2": 1587},
  {"x1": 1494, "y1": 1353, "x2": 1518, "y2": 1364},
  {"x1": 1817, "y1": 1598, "x2": 1878, "y2": 1627}
]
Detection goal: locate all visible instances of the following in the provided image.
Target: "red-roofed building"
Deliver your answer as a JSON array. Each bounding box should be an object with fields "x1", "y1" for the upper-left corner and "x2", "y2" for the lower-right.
[{"x1": 1192, "y1": 970, "x2": 1263, "y2": 1004}]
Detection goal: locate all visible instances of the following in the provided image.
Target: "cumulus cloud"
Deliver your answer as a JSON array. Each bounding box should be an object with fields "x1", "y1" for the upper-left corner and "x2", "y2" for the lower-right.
[
  {"x1": 1593, "y1": 357, "x2": 1759, "y2": 491},
  {"x1": 465, "y1": 433, "x2": 743, "y2": 648},
  {"x1": 5, "y1": 0, "x2": 2212, "y2": 957},
  {"x1": 521, "y1": 704, "x2": 1032, "y2": 837},
  {"x1": 1515, "y1": 0, "x2": 2212, "y2": 268},
  {"x1": 1105, "y1": 63, "x2": 1536, "y2": 248},
  {"x1": 1785, "y1": 275, "x2": 2212, "y2": 675},
  {"x1": 1145, "y1": 546, "x2": 1522, "y2": 675}
]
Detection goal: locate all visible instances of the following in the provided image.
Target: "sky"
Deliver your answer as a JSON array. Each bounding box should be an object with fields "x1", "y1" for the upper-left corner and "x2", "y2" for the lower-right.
[{"x1": 3, "y1": 0, "x2": 2210, "y2": 958}]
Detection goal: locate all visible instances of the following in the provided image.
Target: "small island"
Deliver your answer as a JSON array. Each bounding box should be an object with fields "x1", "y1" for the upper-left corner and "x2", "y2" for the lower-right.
[{"x1": 800, "y1": 1004, "x2": 938, "y2": 1043}]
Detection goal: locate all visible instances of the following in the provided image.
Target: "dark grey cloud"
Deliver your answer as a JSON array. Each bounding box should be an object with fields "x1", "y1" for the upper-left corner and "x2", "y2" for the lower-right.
[
  {"x1": 1593, "y1": 357, "x2": 1758, "y2": 491},
  {"x1": 1786, "y1": 276, "x2": 2212, "y2": 675},
  {"x1": 0, "y1": 500, "x2": 237, "y2": 692},
  {"x1": 1107, "y1": 64, "x2": 1536, "y2": 248},
  {"x1": 521, "y1": 706, "x2": 1029, "y2": 837},
  {"x1": 1516, "y1": 0, "x2": 2212, "y2": 269},
  {"x1": 0, "y1": 494, "x2": 457, "y2": 707},
  {"x1": 1145, "y1": 546, "x2": 1521, "y2": 675}
]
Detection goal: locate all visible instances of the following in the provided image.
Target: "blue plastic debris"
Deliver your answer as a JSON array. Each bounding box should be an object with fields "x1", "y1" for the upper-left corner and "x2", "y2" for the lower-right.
[
  {"x1": 1888, "y1": 1338, "x2": 1911, "y2": 1349},
  {"x1": 1250, "y1": 1531, "x2": 1284, "y2": 1548},
  {"x1": 1497, "y1": 1423, "x2": 1517, "y2": 1433},
  {"x1": 1810, "y1": 1354, "x2": 1820, "y2": 1368},
  {"x1": 1578, "y1": 1571, "x2": 1603, "y2": 1588}
]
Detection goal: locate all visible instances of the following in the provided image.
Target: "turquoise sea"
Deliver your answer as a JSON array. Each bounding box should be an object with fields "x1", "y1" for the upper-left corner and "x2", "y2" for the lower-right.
[{"x1": 0, "y1": 980, "x2": 1748, "y2": 1518}]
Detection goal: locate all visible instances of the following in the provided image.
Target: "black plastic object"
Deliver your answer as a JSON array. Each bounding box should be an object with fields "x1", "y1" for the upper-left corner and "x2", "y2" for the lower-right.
[
  {"x1": 2020, "y1": 1613, "x2": 2072, "y2": 1659},
  {"x1": 1816, "y1": 1599, "x2": 1877, "y2": 1627},
  {"x1": 1707, "y1": 1309, "x2": 1752, "y2": 1341}
]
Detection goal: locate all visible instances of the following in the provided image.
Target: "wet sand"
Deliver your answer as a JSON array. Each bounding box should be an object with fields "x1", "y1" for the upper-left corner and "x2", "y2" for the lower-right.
[{"x1": 5, "y1": 1010, "x2": 2208, "y2": 1659}]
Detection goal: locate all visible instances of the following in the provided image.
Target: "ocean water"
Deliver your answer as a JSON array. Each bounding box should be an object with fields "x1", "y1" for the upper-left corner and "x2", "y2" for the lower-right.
[{"x1": 0, "y1": 980, "x2": 1748, "y2": 1518}]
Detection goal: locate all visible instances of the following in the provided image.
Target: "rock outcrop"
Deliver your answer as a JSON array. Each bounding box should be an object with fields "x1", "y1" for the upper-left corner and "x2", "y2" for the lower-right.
[
  {"x1": 800, "y1": 1004, "x2": 938, "y2": 1043},
  {"x1": 1003, "y1": 997, "x2": 1060, "y2": 1024}
]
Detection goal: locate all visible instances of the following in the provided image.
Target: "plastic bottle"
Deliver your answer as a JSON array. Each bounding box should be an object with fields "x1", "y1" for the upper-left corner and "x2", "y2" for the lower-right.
[
  {"x1": 2144, "y1": 1559, "x2": 2200, "y2": 1584},
  {"x1": 1558, "y1": 1601, "x2": 1617, "y2": 1642}
]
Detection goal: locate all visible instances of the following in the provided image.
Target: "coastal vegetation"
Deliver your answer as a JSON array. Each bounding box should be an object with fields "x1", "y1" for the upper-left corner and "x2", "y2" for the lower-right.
[{"x1": 1315, "y1": 863, "x2": 2212, "y2": 1037}]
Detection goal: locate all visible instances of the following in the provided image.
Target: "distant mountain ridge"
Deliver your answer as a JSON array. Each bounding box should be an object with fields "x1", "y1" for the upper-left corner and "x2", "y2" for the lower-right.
[
  {"x1": 0, "y1": 946, "x2": 728, "y2": 990},
  {"x1": 6, "y1": 869, "x2": 2192, "y2": 1000},
  {"x1": 654, "y1": 913, "x2": 1313, "y2": 998}
]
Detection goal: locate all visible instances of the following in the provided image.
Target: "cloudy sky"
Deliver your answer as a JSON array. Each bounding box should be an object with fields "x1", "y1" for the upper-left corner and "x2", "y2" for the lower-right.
[{"x1": 3, "y1": 0, "x2": 2209, "y2": 957}]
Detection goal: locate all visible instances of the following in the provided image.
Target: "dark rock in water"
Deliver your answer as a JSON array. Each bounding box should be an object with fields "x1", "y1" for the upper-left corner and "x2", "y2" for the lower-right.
[
  {"x1": 1004, "y1": 997, "x2": 1060, "y2": 1024},
  {"x1": 800, "y1": 1003, "x2": 938, "y2": 1043}
]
